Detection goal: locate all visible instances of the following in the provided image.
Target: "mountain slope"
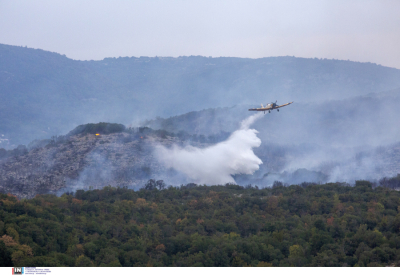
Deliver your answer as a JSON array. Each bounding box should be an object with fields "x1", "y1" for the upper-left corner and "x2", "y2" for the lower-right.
[
  {"x1": 2, "y1": 87, "x2": 400, "y2": 199},
  {"x1": 144, "y1": 88, "x2": 400, "y2": 147},
  {"x1": 0, "y1": 128, "x2": 180, "y2": 199},
  {"x1": 2, "y1": 43, "x2": 400, "y2": 148}
]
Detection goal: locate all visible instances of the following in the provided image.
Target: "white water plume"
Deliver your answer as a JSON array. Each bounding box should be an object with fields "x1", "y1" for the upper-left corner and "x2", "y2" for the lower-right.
[{"x1": 155, "y1": 113, "x2": 264, "y2": 184}]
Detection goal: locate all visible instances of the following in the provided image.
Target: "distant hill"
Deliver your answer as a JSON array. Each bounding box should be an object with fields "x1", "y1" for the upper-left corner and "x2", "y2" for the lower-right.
[
  {"x1": 144, "y1": 88, "x2": 400, "y2": 146},
  {"x1": 2, "y1": 43, "x2": 400, "y2": 148}
]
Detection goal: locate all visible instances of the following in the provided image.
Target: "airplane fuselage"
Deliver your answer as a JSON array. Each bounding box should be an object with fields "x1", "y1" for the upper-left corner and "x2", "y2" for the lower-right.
[{"x1": 248, "y1": 101, "x2": 293, "y2": 113}]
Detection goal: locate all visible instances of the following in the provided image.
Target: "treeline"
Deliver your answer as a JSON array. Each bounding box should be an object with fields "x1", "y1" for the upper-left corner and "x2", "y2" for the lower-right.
[
  {"x1": 0, "y1": 181, "x2": 400, "y2": 267},
  {"x1": 379, "y1": 174, "x2": 400, "y2": 190}
]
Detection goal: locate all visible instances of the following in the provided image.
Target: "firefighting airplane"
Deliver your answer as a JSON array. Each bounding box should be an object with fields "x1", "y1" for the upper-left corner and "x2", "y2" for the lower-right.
[{"x1": 248, "y1": 101, "x2": 293, "y2": 114}]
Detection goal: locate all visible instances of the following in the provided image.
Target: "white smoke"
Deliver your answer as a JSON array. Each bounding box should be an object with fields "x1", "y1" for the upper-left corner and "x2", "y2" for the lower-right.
[{"x1": 155, "y1": 113, "x2": 264, "y2": 185}]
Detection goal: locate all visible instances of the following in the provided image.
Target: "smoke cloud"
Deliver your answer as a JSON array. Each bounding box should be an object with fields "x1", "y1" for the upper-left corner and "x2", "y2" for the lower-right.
[{"x1": 155, "y1": 113, "x2": 264, "y2": 184}]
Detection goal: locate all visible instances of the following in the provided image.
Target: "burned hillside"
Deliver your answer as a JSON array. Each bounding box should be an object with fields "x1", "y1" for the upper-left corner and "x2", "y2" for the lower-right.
[{"x1": 0, "y1": 123, "x2": 185, "y2": 199}]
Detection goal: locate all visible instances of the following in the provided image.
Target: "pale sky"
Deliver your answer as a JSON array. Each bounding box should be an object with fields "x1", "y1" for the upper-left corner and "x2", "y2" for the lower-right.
[{"x1": 1, "y1": 0, "x2": 400, "y2": 68}]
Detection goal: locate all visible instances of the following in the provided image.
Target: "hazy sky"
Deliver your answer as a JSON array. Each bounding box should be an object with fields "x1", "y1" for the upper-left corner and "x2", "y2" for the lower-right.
[{"x1": 1, "y1": 0, "x2": 400, "y2": 68}]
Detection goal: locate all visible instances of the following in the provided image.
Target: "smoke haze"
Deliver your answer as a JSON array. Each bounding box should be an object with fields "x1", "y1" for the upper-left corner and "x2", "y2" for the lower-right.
[
  {"x1": 146, "y1": 87, "x2": 400, "y2": 187},
  {"x1": 155, "y1": 113, "x2": 264, "y2": 184}
]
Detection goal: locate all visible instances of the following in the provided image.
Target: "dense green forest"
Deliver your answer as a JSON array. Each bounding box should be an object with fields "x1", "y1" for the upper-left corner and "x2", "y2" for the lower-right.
[{"x1": 1, "y1": 180, "x2": 400, "y2": 267}]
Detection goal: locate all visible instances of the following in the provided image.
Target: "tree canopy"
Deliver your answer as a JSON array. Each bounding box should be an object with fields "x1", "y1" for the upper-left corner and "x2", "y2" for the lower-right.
[{"x1": 0, "y1": 181, "x2": 399, "y2": 267}]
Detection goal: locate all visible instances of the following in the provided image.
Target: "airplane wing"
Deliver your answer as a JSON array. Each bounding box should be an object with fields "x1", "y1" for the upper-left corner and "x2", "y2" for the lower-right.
[{"x1": 274, "y1": 101, "x2": 293, "y2": 109}]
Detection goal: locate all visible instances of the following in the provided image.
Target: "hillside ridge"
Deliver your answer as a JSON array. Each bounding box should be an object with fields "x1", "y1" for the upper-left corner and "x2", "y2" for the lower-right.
[{"x1": 2, "y1": 43, "x2": 400, "y2": 147}]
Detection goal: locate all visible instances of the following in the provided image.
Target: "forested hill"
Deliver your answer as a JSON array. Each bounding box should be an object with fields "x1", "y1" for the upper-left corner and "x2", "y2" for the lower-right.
[
  {"x1": 2, "y1": 43, "x2": 400, "y2": 148},
  {"x1": 0, "y1": 182, "x2": 399, "y2": 267}
]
